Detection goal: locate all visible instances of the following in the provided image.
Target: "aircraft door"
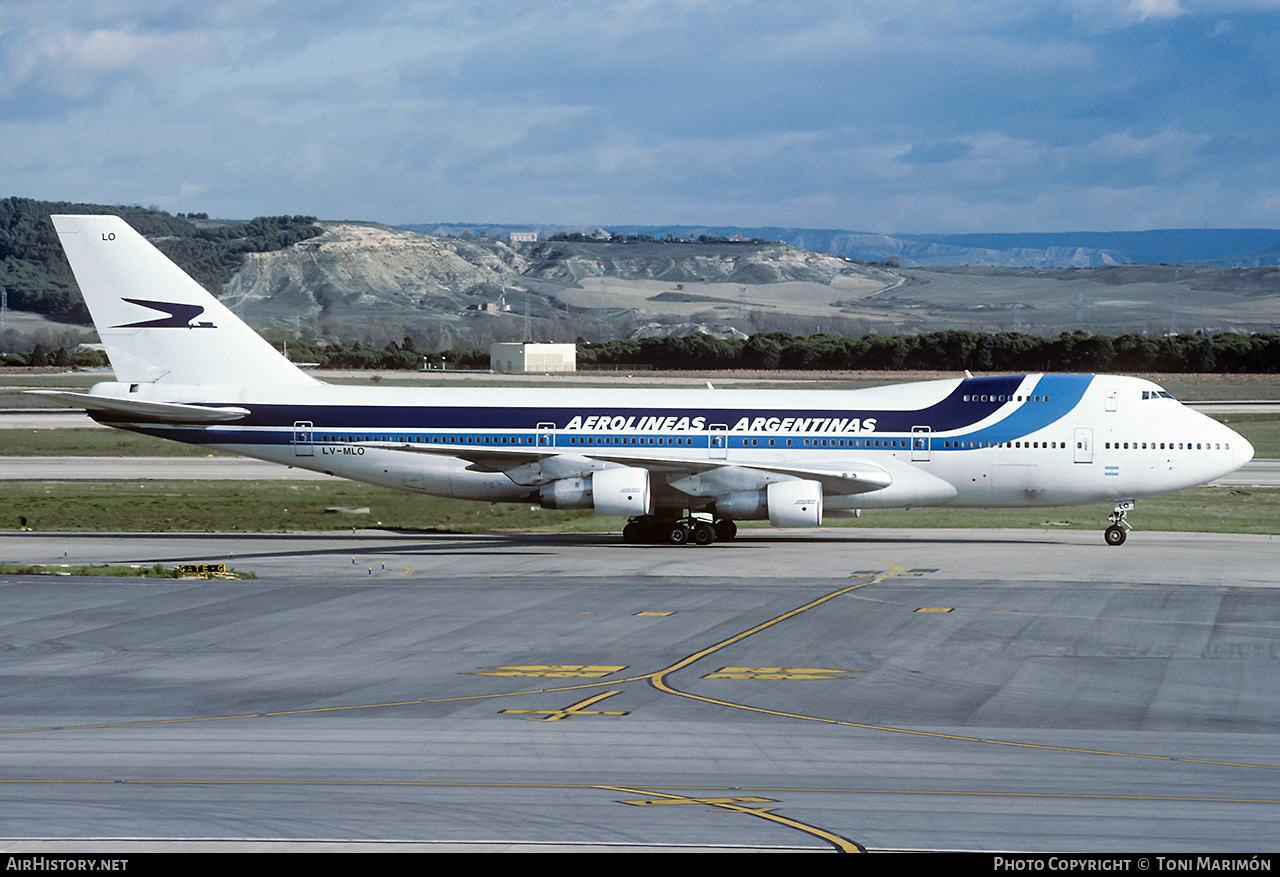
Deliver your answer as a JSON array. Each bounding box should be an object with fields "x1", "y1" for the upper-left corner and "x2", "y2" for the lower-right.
[
  {"x1": 911, "y1": 426, "x2": 931, "y2": 462},
  {"x1": 1105, "y1": 388, "x2": 1118, "y2": 412},
  {"x1": 293, "y1": 421, "x2": 314, "y2": 457},
  {"x1": 537, "y1": 422, "x2": 557, "y2": 448},
  {"x1": 709, "y1": 424, "x2": 728, "y2": 459},
  {"x1": 1074, "y1": 428, "x2": 1093, "y2": 463}
]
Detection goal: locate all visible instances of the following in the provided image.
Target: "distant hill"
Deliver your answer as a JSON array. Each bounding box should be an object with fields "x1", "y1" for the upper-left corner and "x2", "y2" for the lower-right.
[
  {"x1": 4, "y1": 201, "x2": 1278, "y2": 355},
  {"x1": 0, "y1": 197, "x2": 322, "y2": 323},
  {"x1": 862, "y1": 229, "x2": 1280, "y2": 268},
  {"x1": 405, "y1": 223, "x2": 1280, "y2": 269},
  {"x1": 221, "y1": 225, "x2": 1280, "y2": 342},
  {"x1": 226, "y1": 224, "x2": 893, "y2": 348}
]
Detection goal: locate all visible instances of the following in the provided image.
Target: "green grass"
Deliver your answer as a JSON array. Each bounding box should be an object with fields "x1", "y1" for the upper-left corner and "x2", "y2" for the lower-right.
[
  {"x1": 0, "y1": 480, "x2": 605, "y2": 533},
  {"x1": 1, "y1": 480, "x2": 1274, "y2": 536},
  {"x1": 0, "y1": 561, "x2": 254, "y2": 578},
  {"x1": 0, "y1": 428, "x2": 235, "y2": 457}
]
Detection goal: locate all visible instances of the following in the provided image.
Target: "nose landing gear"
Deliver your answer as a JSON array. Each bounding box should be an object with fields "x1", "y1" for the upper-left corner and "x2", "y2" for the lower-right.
[{"x1": 1104, "y1": 500, "x2": 1134, "y2": 546}]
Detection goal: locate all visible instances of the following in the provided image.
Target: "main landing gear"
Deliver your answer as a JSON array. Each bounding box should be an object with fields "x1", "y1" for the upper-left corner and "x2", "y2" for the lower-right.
[
  {"x1": 623, "y1": 515, "x2": 737, "y2": 546},
  {"x1": 1104, "y1": 500, "x2": 1134, "y2": 546}
]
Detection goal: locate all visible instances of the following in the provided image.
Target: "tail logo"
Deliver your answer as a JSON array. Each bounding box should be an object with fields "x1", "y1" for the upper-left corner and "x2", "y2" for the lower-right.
[{"x1": 114, "y1": 298, "x2": 217, "y2": 329}]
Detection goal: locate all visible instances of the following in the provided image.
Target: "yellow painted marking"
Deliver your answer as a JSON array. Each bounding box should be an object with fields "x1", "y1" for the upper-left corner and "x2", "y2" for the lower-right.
[
  {"x1": 500, "y1": 691, "x2": 627, "y2": 722},
  {"x1": 0, "y1": 778, "x2": 1275, "y2": 807},
  {"x1": 469, "y1": 665, "x2": 625, "y2": 678},
  {"x1": 638, "y1": 562, "x2": 1280, "y2": 772},
  {"x1": 5, "y1": 559, "x2": 1280, "y2": 779},
  {"x1": 704, "y1": 667, "x2": 857, "y2": 680},
  {"x1": 634, "y1": 611, "x2": 674, "y2": 616},
  {"x1": 644, "y1": 563, "x2": 908, "y2": 686},
  {"x1": 621, "y1": 796, "x2": 776, "y2": 806},
  {"x1": 600, "y1": 784, "x2": 863, "y2": 853},
  {"x1": 915, "y1": 607, "x2": 954, "y2": 613}
]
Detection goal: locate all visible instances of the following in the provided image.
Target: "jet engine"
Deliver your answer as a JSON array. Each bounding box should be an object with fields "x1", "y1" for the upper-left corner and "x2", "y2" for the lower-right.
[
  {"x1": 539, "y1": 466, "x2": 652, "y2": 516},
  {"x1": 714, "y1": 479, "x2": 823, "y2": 527}
]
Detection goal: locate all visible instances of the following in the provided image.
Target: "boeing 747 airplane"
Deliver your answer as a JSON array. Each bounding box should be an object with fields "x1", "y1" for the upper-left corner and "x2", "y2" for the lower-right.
[{"x1": 35, "y1": 215, "x2": 1254, "y2": 546}]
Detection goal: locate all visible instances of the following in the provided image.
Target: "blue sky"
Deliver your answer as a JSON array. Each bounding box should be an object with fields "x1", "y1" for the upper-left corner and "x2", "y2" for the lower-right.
[{"x1": 2, "y1": 0, "x2": 1278, "y2": 232}]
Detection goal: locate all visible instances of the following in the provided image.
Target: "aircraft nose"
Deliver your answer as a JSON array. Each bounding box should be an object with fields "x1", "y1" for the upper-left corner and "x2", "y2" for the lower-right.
[
  {"x1": 1236, "y1": 433, "x2": 1255, "y2": 469},
  {"x1": 1221, "y1": 419, "x2": 1255, "y2": 471}
]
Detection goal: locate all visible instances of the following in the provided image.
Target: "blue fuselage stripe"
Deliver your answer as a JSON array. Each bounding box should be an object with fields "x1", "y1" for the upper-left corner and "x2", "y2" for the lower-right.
[{"x1": 110, "y1": 375, "x2": 1093, "y2": 451}]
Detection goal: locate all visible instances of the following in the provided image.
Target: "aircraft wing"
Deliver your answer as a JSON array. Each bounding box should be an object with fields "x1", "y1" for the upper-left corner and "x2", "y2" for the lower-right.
[
  {"x1": 26, "y1": 391, "x2": 251, "y2": 424},
  {"x1": 375, "y1": 440, "x2": 892, "y2": 496}
]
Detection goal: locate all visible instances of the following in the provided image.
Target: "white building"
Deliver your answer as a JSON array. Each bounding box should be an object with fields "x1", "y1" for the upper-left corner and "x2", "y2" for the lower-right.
[
  {"x1": 490, "y1": 342, "x2": 577, "y2": 373},
  {"x1": 509, "y1": 231, "x2": 538, "y2": 245}
]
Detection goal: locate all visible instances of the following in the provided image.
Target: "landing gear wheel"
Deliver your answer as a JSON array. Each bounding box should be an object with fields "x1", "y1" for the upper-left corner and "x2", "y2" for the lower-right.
[
  {"x1": 623, "y1": 521, "x2": 644, "y2": 544},
  {"x1": 714, "y1": 519, "x2": 737, "y2": 541},
  {"x1": 666, "y1": 523, "x2": 690, "y2": 546},
  {"x1": 691, "y1": 521, "x2": 717, "y2": 546},
  {"x1": 1105, "y1": 500, "x2": 1134, "y2": 547}
]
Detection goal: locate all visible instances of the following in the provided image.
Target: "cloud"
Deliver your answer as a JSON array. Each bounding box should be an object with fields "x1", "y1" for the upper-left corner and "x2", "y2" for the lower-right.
[
  {"x1": 1131, "y1": 0, "x2": 1186, "y2": 19},
  {"x1": 0, "y1": 24, "x2": 222, "y2": 107},
  {"x1": 0, "y1": 1, "x2": 1277, "y2": 232}
]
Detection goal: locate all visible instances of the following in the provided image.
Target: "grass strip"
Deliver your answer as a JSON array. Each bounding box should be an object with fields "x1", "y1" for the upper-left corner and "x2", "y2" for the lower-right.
[
  {"x1": 0, "y1": 561, "x2": 254, "y2": 578},
  {"x1": 1, "y1": 480, "x2": 1274, "y2": 536},
  {"x1": 0, "y1": 428, "x2": 235, "y2": 457}
]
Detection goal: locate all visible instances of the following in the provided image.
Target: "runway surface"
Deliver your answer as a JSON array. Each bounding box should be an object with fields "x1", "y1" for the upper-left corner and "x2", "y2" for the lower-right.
[{"x1": 1, "y1": 529, "x2": 1278, "y2": 852}]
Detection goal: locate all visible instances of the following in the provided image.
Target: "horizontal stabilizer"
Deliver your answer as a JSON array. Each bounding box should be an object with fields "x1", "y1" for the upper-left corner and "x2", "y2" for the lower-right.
[{"x1": 27, "y1": 391, "x2": 250, "y2": 423}]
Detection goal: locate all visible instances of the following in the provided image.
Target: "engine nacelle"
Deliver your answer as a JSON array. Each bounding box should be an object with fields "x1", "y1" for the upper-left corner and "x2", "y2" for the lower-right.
[
  {"x1": 766, "y1": 479, "x2": 823, "y2": 527},
  {"x1": 539, "y1": 467, "x2": 651, "y2": 516},
  {"x1": 539, "y1": 476, "x2": 592, "y2": 510},
  {"x1": 716, "y1": 489, "x2": 768, "y2": 520},
  {"x1": 714, "y1": 479, "x2": 824, "y2": 527},
  {"x1": 592, "y1": 466, "x2": 652, "y2": 516}
]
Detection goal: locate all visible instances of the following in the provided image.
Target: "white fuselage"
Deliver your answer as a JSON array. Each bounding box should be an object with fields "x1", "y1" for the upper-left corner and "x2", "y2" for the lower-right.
[{"x1": 100, "y1": 372, "x2": 1252, "y2": 516}]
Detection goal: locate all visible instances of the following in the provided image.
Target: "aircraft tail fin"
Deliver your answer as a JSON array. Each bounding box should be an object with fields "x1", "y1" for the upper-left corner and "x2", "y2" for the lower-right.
[{"x1": 52, "y1": 214, "x2": 316, "y2": 387}]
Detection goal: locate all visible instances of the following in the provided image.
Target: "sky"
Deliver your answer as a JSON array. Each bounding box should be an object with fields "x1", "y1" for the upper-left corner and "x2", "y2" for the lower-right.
[{"x1": 2, "y1": 0, "x2": 1279, "y2": 233}]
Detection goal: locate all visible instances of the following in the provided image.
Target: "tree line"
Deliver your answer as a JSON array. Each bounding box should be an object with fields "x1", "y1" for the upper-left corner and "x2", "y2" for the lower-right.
[
  {"x1": 4, "y1": 328, "x2": 1277, "y2": 373},
  {"x1": 0, "y1": 197, "x2": 322, "y2": 321},
  {"x1": 576, "y1": 330, "x2": 1277, "y2": 373}
]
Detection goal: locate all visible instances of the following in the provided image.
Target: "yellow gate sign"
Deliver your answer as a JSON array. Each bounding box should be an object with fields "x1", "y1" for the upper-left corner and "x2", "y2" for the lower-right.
[{"x1": 177, "y1": 563, "x2": 226, "y2": 579}]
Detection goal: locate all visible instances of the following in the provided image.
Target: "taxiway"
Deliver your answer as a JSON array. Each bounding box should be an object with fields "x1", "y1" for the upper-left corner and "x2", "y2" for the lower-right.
[{"x1": 1, "y1": 529, "x2": 1277, "y2": 851}]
